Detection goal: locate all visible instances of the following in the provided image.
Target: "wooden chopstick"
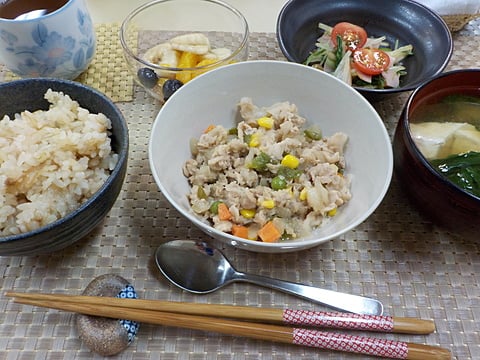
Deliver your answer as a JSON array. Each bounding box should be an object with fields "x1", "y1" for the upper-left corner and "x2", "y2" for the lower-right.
[
  {"x1": 7, "y1": 292, "x2": 451, "y2": 360},
  {"x1": 6, "y1": 291, "x2": 435, "y2": 334}
]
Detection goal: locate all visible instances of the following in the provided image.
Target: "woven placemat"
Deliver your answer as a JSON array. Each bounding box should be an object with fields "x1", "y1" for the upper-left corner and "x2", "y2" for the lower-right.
[
  {"x1": 3, "y1": 23, "x2": 135, "y2": 103},
  {"x1": 0, "y1": 30, "x2": 479, "y2": 360},
  {"x1": 77, "y1": 23, "x2": 135, "y2": 102}
]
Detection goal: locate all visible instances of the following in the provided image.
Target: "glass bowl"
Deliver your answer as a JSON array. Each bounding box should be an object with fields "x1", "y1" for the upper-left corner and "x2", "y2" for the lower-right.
[{"x1": 120, "y1": 0, "x2": 249, "y2": 102}]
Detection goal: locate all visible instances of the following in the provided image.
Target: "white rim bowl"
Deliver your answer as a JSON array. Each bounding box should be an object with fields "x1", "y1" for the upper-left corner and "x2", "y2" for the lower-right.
[{"x1": 149, "y1": 60, "x2": 393, "y2": 252}]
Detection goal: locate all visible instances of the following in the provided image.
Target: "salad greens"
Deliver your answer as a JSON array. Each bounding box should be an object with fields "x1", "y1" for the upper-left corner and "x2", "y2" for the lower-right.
[{"x1": 304, "y1": 22, "x2": 413, "y2": 89}]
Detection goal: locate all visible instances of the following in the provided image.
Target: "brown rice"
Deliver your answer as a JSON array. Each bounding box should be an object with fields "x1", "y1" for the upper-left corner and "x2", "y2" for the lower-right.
[{"x1": 0, "y1": 89, "x2": 118, "y2": 236}]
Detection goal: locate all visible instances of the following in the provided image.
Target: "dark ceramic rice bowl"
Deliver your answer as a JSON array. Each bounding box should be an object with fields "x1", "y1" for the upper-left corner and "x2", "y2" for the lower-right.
[{"x1": 0, "y1": 78, "x2": 128, "y2": 256}]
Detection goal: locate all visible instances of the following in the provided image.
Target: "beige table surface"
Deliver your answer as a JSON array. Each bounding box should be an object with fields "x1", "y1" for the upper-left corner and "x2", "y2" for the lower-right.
[
  {"x1": 1, "y1": 2, "x2": 480, "y2": 359},
  {"x1": 86, "y1": 0, "x2": 289, "y2": 33}
]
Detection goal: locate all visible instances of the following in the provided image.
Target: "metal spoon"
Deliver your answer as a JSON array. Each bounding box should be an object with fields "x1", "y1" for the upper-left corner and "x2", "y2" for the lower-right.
[{"x1": 155, "y1": 240, "x2": 383, "y2": 316}]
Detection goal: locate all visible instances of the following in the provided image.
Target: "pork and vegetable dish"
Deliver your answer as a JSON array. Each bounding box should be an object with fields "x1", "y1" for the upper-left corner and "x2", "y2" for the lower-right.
[{"x1": 183, "y1": 98, "x2": 351, "y2": 242}]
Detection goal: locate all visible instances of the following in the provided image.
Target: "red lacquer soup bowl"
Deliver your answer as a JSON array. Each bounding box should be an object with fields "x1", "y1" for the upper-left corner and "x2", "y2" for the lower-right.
[{"x1": 393, "y1": 69, "x2": 480, "y2": 236}]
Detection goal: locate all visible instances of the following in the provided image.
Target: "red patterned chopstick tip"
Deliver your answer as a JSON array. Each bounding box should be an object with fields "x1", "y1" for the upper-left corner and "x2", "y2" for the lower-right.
[
  {"x1": 283, "y1": 309, "x2": 394, "y2": 332},
  {"x1": 292, "y1": 329, "x2": 408, "y2": 359}
]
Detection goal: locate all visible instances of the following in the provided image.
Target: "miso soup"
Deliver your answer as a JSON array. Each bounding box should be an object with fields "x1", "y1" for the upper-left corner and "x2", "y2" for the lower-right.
[{"x1": 409, "y1": 92, "x2": 480, "y2": 197}]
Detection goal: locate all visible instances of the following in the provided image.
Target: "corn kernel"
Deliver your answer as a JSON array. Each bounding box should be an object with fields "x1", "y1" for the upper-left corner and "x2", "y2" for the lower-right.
[
  {"x1": 240, "y1": 209, "x2": 256, "y2": 219},
  {"x1": 249, "y1": 133, "x2": 260, "y2": 147},
  {"x1": 299, "y1": 188, "x2": 308, "y2": 201},
  {"x1": 257, "y1": 116, "x2": 274, "y2": 129},
  {"x1": 261, "y1": 199, "x2": 275, "y2": 209},
  {"x1": 281, "y1": 154, "x2": 300, "y2": 169},
  {"x1": 327, "y1": 208, "x2": 337, "y2": 217}
]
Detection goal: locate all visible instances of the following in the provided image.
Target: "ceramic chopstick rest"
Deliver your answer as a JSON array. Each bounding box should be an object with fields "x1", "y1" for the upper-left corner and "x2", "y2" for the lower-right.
[{"x1": 76, "y1": 274, "x2": 139, "y2": 356}]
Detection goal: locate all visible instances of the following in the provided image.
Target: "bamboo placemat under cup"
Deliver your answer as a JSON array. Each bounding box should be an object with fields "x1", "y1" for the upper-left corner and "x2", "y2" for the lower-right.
[
  {"x1": 77, "y1": 23, "x2": 135, "y2": 102},
  {"x1": 3, "y1": 23, "x2": 135, "y2": 103}
]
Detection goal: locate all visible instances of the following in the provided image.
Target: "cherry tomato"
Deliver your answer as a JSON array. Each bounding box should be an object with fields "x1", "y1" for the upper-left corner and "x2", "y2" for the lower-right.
[
  {"x1": 331, "y1": 22, "x2": 367, "y2": 51},
  {"x1": 352, "y1": 48, "x2": 390, "y2": 76}
]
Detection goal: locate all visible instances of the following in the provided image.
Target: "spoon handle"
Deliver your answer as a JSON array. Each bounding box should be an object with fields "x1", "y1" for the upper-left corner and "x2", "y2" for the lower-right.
[{"x1": 235, "y1": 272, "x2": 383, "y2": 315}]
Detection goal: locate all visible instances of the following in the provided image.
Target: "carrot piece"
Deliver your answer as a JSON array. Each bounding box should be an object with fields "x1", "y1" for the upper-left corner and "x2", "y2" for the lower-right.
[
  {"x1": 204, "y1": 124, "x2": 215, "y2": 133},
  {"x1": 217, "y1": 202, "x2": 232, "y2": 221},
  {"x1": 258, "y1": 221, "x2": 281, "y2": 243},
  {"x1": 232, "y1": 225, "x2": 249, "y2": 239}
]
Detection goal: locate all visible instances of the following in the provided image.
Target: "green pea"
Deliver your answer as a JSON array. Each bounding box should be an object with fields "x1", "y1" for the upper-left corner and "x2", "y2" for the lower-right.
[
  {"x1": 304, "y1": 126, "x2": 322, "y2": 140},
  {"x1": 271, "y1": 175, "x2": 287, "y2": 190},
  {"x1": 248, "y1": 152, "x2": 272, "y2": 171},
  {"x1": 210, "y1": 201, "x2": 222, "y2": 214},
  {"x1": 278, "y1": 166, "x2": 301, "y2": 180}
]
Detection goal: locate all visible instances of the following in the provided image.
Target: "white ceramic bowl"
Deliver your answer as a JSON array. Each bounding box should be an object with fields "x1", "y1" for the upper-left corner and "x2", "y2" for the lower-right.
[{"x1": 149, "y1": 60, "x2": 393, "y2": 253}]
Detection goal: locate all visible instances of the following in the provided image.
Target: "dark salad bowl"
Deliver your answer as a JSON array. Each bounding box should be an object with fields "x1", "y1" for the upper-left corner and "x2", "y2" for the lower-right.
[
  {"x1": 276, "y1": 0, "x2": 453, "y2": 102},
  {"x1": 393, "y1": 69, "x2": 480, "y2": 235}
]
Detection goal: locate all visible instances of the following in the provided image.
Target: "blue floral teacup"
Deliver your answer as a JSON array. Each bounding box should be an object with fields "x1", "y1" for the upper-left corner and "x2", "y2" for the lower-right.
[{"x1": 0, "y1": 0, "x2": 96, "y2": 80}]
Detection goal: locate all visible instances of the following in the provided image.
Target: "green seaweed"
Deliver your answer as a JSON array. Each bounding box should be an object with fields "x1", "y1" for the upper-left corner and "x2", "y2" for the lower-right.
[{"x1": 431, "y1": 151, "x2": 480, "y2": 197}]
